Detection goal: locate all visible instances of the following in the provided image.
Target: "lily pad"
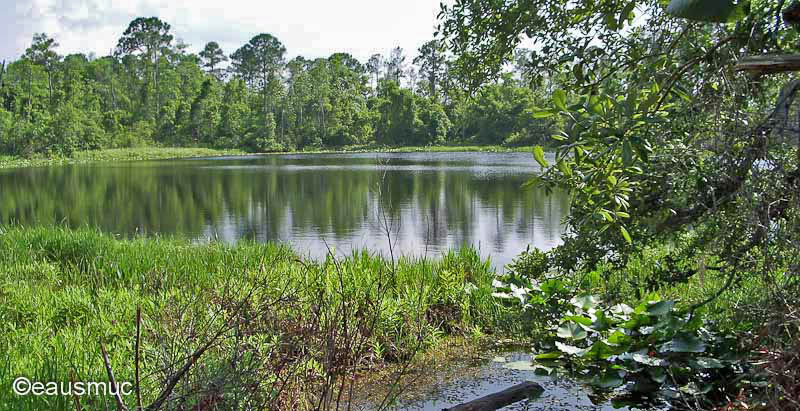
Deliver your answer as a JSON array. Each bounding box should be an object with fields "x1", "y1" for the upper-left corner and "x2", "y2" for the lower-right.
[
  {"x1": 571, "y1": 294, "x2": 600, "y2": 310},
  {"x1": 659, "y1": 334, "x2": 706, "y2": 353},
  {"x1": 630, "y1": 350, "x2": 667, "y2": 367},
  {"x1": 691, "y1": 356, "x2": 725, "y2": 369},
  {"x1": 556, "y1": 341, "x2": 588, "y2": 356},
  {"x1": 592, "y1": 371, "x2": 624, "y2": 389},
  {"x1": 646, "y1": 300, "x2": 675, "y2": 316},
  {"x1": 557, "y1": 322, "x2": 588, "y2": 340}
]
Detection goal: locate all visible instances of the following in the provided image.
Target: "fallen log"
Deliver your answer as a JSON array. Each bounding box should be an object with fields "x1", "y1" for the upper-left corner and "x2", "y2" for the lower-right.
[{"x1": 442, "y1": 381, "x2": 544, "y2": 411}]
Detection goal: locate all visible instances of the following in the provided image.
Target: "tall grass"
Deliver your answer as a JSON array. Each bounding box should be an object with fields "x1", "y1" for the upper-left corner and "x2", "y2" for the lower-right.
[{"x1": 0, "y1": 226, "x2": 501, "y2": 410}]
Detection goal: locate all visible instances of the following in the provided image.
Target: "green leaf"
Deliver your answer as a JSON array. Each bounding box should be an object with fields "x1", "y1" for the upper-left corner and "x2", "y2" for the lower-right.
[
  {"x1": 557, "y1": 159, "x2": 572, "y2": 177},
  {"x1": 534, "y1": 351, "x2": 562, "y2": 360},
  {"x1": 607, "y1": 175, "x2": 617, "y2": 185},
  {"x1": 660, "y1": 334, "x2": 707, "y2": 353},
  {"x1": 552, "y1": 89, "x2": 567, "y2": 111},
  {"x1": 584, "y1": 340, "x2": 621, "y2": 360},
  {"x1": 622, "y1": 140, "x2": 633, "y2": 166},
  {"x1": 620, "y1": 226, "x2": 632, "y2": 244},
  {"x1": 533, "y1": 146, "x2": 548, "y2": 168},
  {"x1": 691, "y1": 356, "x2": 725, "y2": 369},
  {"x1": 556, "y1": 341, "x2": 587, "y2": 356},
  {"x1": 639, "y1": 92, "x2": 660, "y2": 112},
  {"x1": 573, "y1": 63, "x2": 584, "y2": 83},
  {"x1": 571, "y1": 294, "x2": 600, "y2": 310},
  {"x1": 630, "y1": 350, "x2": 667, "y2": 366},
  {"x1": 588, "y1": 95, "x2": 604, "y2": 115},
  {"x1": 533, "y1": 110, "x2": 554, "y2": 119},
  {"x1": 666, "y1": 0, "x2": 749, "y2": 23},
  {"x1": 618, "y1": 2, "x2": 637, "y2": 27},
  {"x1": 610, "y1": 304, "x2": 634, "y2": 317},
  {"x1": 563, "y1": 315, "x2": 594, "y2": 326},
  {"x1": 557, "y1": 321, "x2": 588, "y2": 340},
  {"x1": 606, "y1": 330, "x2": 631, "y2": 346},
  {"x1": 646, "y1": 300, "x2": 675, "y2": 316},
  {"x1": 592, "y1": 371, "x2": 624, "y2": 388},
  {"x1": 522, "y1": 175, "x2": 541, "y2": 189}
]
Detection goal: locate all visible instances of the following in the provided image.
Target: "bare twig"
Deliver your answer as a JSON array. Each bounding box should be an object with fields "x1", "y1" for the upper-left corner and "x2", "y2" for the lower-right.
[
  {"x1": 100, "y1": 342, "x2": 128, "y2": 411},
  {"x1": 135, "y1": 305, "x2": 142, "y2": 410}
]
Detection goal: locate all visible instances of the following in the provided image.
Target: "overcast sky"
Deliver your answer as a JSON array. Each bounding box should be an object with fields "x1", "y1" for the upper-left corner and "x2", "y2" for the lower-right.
[{"x1": 1, "y1": 0, "x2": 448, "y2": 64}]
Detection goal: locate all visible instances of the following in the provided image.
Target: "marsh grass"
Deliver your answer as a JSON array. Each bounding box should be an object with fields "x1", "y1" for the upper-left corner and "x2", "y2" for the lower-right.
[
  {"x1": 0, "y1": 147, "x2": 245, "y2": 169},
  {"x1": 293, "y1": 144, "x2": 536, "y2": 154},
  {"x1": 0, "y1": 226, "x2": 501, "y2": 410},
  {"x1": 0, "y1": 145, "x2": 536, "y2": 170}
]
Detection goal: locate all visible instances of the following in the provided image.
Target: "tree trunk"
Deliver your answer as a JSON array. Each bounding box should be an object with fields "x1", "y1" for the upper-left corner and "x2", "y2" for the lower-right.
[
  {"x1": 47, "y1": 70, "x2": 53, "y2": 109},
  {"x1": 28, "y1": 63, "x2": 33, "y2": 121},
  {"x1": 111, "y1": 61, "x2": 116, "y2": 111},
  {"x1": 443, "y1": 381, "x2": 543, "y2": 411},
  {"x1": 155, "y1": 53, "x2": 160, "y2": 127},
  {"x1": 109, "y1": 50, "x2": 116, "y2": 111},
  {"x1": 320, "y1": 96, "x2": 326, "y2": 139}
]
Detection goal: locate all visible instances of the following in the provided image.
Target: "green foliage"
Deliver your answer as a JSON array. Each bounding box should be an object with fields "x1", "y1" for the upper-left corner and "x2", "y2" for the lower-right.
[
  {"x1": 457, "y1": 76, "x2": 553, "y2": 146},
  {"x1": 536, "y1": 295, "x2": 747, "y2": 406},
  {"x1": 440, "y1": 0, "x2": 800, "y2": 311},
  {"x1": 506, "y1": 245, "x2": 550, "y2": 280}
]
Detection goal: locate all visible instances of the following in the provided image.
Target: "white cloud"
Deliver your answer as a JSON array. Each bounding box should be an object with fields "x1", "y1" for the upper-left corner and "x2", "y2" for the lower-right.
[{"x1": 0, "y1": 0, "x2": 447, "y2": 64}]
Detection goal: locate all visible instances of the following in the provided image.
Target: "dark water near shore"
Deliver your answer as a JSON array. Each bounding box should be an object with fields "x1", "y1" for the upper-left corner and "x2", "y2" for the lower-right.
[
  {"x1": 388, "y1": 350, "x2": 659, "y2": 411},
  {"x1": 0, "y1": 151, "x2": 568, "y2": 269}
]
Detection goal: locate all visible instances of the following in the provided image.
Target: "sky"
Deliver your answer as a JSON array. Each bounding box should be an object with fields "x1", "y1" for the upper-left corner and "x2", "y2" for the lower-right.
[{"x1": 0, "y1": 0, "x2": 448, "y2": 64}]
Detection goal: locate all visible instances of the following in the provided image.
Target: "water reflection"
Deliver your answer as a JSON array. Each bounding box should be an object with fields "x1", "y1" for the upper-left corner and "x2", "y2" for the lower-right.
[{"x1": 0, "y1": 152, "x2": 568, "y2": 270}]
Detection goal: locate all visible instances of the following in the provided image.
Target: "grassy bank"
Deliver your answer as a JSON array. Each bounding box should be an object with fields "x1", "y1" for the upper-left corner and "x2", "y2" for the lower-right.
[
  {"x1": 293, "y1": 144, "x2": 536, "y2": 154},
  {"x1": 0, "y1": 147, "x2": 246, "y2": 169},
  {"x1": 0, "y1": 226, "x2": 503, "y2": 410},
  {"x1": 0, "y1": 145, "x2": 535, "y2": 169}
]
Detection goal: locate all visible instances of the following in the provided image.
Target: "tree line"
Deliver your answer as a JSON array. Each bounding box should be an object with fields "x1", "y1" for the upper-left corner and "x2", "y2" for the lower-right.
[{"x1": 0, "y1": 17, "x2": 553, "y2": 156}]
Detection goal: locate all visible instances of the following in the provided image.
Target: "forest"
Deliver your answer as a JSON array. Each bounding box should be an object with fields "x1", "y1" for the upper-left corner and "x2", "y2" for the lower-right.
[{"x1": 0, "y1": 18, "x2": 551, "y2": 156}]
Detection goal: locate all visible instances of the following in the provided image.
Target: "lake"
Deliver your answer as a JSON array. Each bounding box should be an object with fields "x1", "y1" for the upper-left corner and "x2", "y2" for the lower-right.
[{"x1": 0, "y1": 151, "x2": 568, "y2": 270}]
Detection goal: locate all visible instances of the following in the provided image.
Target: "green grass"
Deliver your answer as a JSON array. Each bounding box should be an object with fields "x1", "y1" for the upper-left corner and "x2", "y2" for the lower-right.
[
  {"x1": 0, "y1": 147, "x2": 245, "y2": 169},
  {"x1": 0, "y1": 226, "x2": 502, "y2": 410}
]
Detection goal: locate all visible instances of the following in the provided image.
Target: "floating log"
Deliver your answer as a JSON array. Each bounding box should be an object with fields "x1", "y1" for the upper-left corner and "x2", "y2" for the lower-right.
[
  {"x1": 735, "y1": 54, "x2": 800, "y2": 76},
  {"x1": 442, "y1": 381, "x2": 544, "y2": 411}
]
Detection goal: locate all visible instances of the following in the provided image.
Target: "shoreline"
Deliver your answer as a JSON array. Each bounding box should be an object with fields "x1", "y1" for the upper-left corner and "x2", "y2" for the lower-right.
[{"x1": 0, "y1": 145, "x2": 536, "y2": 169}]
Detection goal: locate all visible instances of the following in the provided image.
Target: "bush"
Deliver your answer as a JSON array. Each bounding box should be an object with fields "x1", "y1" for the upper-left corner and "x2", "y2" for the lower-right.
[{"x1": 506, "y1": 245, "x2": 550, "y2": 280}]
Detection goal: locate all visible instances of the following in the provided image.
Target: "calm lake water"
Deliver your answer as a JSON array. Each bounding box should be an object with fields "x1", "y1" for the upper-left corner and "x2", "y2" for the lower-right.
[{"x1": 0, "y1": 151, "x2": 568, "y2": 270}]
